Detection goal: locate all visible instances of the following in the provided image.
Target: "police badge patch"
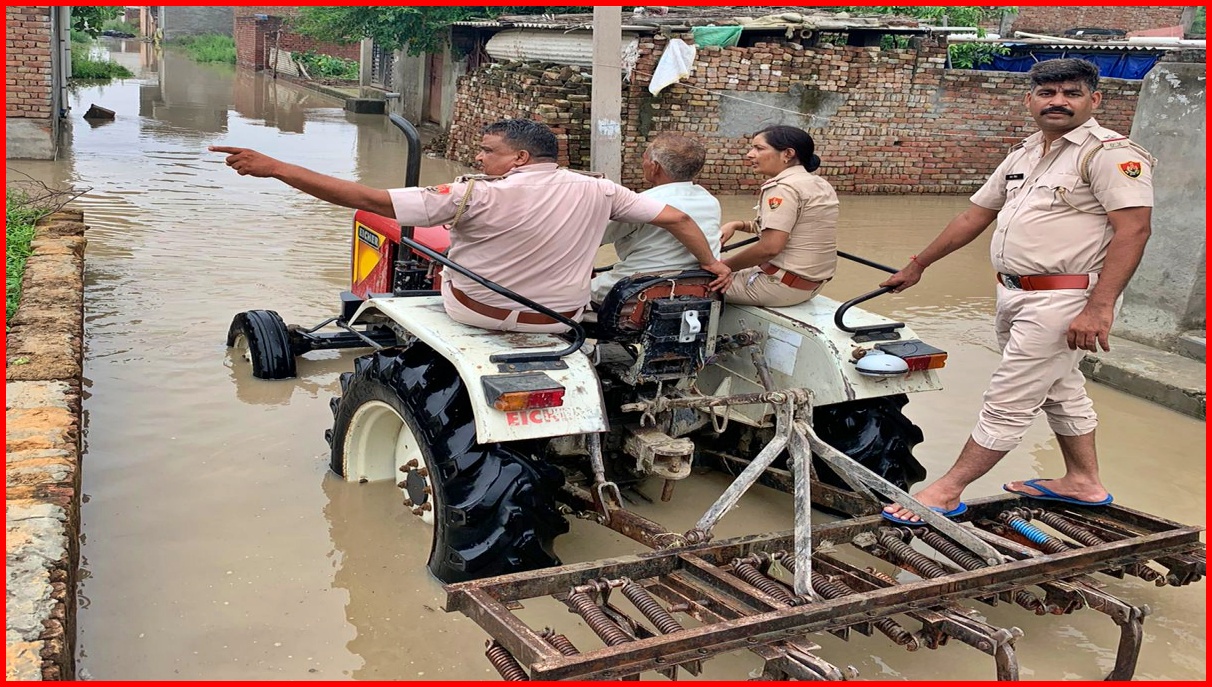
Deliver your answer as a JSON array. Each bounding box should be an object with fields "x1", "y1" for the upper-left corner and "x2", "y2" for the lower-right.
[
  {"x1": 1118, "y1": 161, "x2": 1143, "y2": 179},
  {"x1": 767, "y1": 196, "x2": 784, "y2": 210},
  {"x1": 426, "y1": 184, "x2": 453, "y2": 194}
]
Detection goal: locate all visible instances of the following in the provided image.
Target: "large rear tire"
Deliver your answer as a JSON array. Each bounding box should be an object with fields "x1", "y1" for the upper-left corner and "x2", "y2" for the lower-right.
[
  {"x1": 226, "y1": 310, "x2": 297, "y2": 380},
  {"x1": 812, "y1": 395, "x2": 927, "y2": 492},
  {"x1": 327, "y1": 343, "x2": 568, "y2": 583}
]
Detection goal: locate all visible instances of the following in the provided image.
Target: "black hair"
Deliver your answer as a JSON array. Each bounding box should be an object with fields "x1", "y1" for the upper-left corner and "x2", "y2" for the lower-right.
[
  {"x1": 647, "y1": 133, "x2": 706, "y2": 180},
  {"x1": 1028, "y1": 58, "x2": 1100, "y2": 94},
  {"x1": 481, "y1": 119, "x2": 559, "y2": 160},
  {"x1": 755, "y1": 125, "x2": 821, "y2": 172}
]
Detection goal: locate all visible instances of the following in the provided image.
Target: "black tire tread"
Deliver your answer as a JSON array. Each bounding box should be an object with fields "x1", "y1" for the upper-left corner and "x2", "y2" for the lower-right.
[
  {"x1": 329, "y1": 344, "x2": 568, "y2": 583},
  {"x1": 812, "y1": 394, "x2": 927, "y2": 491},
  {"x1": 226, "y1": 310, "x2": 297, "y2": 380}
]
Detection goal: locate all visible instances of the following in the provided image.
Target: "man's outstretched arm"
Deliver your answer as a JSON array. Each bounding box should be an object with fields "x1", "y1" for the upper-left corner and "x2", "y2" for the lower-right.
[{"x1": 210, "y1": 146, "x2": 396, "y2": 218}]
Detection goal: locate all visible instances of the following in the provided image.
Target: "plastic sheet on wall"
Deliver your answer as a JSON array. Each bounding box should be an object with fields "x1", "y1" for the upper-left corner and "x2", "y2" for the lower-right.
[{"x1": 981, "y1": 51, "x2": 1161, "y2": 80}]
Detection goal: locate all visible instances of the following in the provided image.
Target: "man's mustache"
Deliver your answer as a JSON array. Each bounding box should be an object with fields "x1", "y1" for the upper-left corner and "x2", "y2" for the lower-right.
[{"x1": 1042, "y1": 107, "x2": 1074, "y2": 115}]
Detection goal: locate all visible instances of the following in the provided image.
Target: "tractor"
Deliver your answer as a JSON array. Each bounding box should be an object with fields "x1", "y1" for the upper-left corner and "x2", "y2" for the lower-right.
[{"x1": 226, "y1": 116, "x2": 1204, "y2": 680}]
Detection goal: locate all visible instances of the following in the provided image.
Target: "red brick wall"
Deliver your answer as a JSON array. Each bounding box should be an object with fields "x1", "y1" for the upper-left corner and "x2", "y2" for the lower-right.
[
  {"x1": 446, "y1": 36, "x2": 1141, "y2": 195},
  {"x1": 6, "y1": 6, "x2": 53, "y2": 119},
  {"x1": 1011, "y1": 6, "x2": 1188, "y2": 35},
  {"x1": 233, "y1": 7, "x2": 358, "y2": 70},
  {"x1": 447, "y1": 64, "x2": 590, "y2": 169}
]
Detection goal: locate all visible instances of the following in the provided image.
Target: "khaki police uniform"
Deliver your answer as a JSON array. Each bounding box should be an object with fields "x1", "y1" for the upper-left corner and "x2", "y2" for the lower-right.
[
  {"x1": 968, "y1": 118, "x2": 1154, "y2": 451},
  {"x1": 389, "y1": 163, "x2": 666, "y2": 333},
  {"x1": 726, "y1": 165, "x2": 839, "y2": 307}
]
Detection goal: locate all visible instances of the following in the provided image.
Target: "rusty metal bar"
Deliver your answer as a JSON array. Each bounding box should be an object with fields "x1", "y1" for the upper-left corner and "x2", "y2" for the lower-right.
[
  {"x1": 689, "y1": 395, "x2": 796, "y2": 543},
  {"x1": 519, "y1": 528, "x2": 1199, "y2": 680},
  {"x1": 795, "y1": 419, "x2": 1004, "y2": 566},
  {"x1": 698, "y1": 450, "x2": 882, "y2": 516},
  {"x1": 446, "y1": 497, "x2": 1202, "y2": 608}
]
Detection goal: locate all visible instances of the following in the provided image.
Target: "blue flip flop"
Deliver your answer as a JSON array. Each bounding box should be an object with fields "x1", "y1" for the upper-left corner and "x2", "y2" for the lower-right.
[
  {"x1": 1003, "y1": 478, "x2": 1113, "y2": 506},
  {"x1": 880, "y1": 501, "x2": 968, "y2": 527}
]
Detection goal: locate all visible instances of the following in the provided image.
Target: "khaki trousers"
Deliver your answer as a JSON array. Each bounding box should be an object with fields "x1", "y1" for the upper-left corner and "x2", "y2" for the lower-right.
[
  {"x1": 971, "y1": 277, "x2": 1110, "y2": 452},
  {"x1": 725, "y1": 265, "x2": 821, "y2": 307}
]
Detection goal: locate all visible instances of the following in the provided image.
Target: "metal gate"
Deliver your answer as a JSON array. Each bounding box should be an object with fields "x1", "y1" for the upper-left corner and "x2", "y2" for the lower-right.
[{"x1": 369, "y1": 41, "x2": 395, "y2": 91}]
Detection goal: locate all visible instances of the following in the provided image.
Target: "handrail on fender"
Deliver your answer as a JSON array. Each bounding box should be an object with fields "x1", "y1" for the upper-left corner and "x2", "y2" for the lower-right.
[
  {"x1": 723, "y1": 239, "x2": 905, "y2": 336},
  {"x1": 386, "y1": 114, "x2": 585, "y2": 364}
]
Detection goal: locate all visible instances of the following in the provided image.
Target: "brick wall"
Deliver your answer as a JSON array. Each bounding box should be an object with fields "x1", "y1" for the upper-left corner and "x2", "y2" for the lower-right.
[
  {"x1": 447, "y1": 63, "x2": 591, "y2": 168},
  {"x1": 6, "y1": 6, "x2": 53, "y2": 119},
  {"x1": 233, "y1": 7, "x2": 358, "y2": 71},
  {"x1": 445, "y1": 36, "x2": 1141, "y2": 195},
  {"x1": 1011, "y1": 6, "x2": 1188, "y2": 35}
]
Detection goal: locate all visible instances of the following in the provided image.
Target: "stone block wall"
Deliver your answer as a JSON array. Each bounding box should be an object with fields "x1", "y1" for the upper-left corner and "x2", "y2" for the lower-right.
[
  {"x1": 1010, "y1": 6, "x2": 1189, "y2": 35},
  {"x1": 6, "y1": 6, "x2": 53, "y2": 120},
  {"x1": 5, "y1": 211, "x2": 86, "y2": 681},
  {"x1": 233, "y1": 7, "x2": 358, "y2": 71},
  {"x1": 445, "y1": 35, "x2": 1141, "y2": 195}
]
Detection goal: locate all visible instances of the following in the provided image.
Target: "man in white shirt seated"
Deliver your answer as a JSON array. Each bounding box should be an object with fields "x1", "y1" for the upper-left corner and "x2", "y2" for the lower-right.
[{"x1": 591, "y1": 133, "x2": 723, "y2": 302}]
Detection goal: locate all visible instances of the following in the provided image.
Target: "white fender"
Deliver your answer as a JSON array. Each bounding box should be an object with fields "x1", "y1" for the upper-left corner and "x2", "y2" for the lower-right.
[
  {"x1": 697, "y1": 297, "x2": 945, "y2": 426},
  {"x1": 349, "y1": 296, "x2": 607, "y2": 443}
]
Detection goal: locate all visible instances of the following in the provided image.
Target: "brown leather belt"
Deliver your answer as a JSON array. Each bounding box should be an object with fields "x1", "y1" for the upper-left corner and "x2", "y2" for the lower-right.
[
  {"x1": 997, "y1": 273, "x2": 1090, "y2": 291},
  {"x1": 450, "y1": 285, "x2": 579, "y2": 325},
  {"x1": 759, "y1": 262, "x2": 824, "y2": 291}
]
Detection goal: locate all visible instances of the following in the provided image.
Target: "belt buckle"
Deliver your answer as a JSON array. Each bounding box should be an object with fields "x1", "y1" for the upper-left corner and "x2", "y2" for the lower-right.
[{"x1": 999, "y1": 274, "x2": 1022, "y2": 290}]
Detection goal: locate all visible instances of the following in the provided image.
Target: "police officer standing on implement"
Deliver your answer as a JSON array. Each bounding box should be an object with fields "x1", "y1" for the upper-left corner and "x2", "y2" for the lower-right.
[{"x1": 881, "y1": 59, "x2": 1154, "y2": 524}]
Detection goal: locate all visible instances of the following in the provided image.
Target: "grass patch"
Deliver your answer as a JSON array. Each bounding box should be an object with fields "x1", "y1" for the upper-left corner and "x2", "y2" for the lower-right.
[
  {"x1": 168, "y1": 34, "x2": 236, "y2": 64},
  {"x1": 70, "y1": 42, "x2": 134, "y2": 80},
  {"x1": 6, "y1": 190, "x2": 47, "y2": 321},
  {"x1": 294, "y1": 50, "x2": 359, "y2": 81}
]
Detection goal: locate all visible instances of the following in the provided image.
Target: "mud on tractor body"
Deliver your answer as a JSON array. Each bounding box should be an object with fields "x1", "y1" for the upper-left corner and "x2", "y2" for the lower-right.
[{"x1": 226, "y1": 116, "x2": 1205, "y2": 681}]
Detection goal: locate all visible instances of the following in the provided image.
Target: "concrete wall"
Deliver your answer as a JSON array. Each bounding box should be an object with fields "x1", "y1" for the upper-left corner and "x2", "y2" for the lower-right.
[
  {"x1": 1116, "y1": 59, "x2": 1207, "y2": 350},
  {"x1": 5, "y1": 211, "x2": 87, "y2": 680},
  {"x1": 161, "y1": 5, "x2": 232, "y2": 40},
  {"x1": 445, "y1": 35, "x2": 1146, "y2": 195},
  {"x1": 5, "y1": 6, "x2": 59, "y2": 160}
]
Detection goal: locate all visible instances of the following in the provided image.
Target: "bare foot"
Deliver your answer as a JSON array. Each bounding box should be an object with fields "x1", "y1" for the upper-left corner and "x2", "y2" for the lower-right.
[{"x1": 1003, "y1": 478, "x2": 1109, "y2": 503}]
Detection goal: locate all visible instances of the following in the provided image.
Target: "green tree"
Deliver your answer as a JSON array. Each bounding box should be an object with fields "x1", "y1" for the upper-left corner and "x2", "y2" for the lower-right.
[
  {"x1": 71, "y1": 6, "x2": 122, "y2": 38},
  {"x1": 293, "y1": 6, "x2": 590, "y2": 56}
]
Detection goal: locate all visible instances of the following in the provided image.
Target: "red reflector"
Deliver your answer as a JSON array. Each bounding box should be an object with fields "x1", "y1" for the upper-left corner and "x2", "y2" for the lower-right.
[
  {"x1": 492, "y1": 388, "x2": 565, "y2": 411},
  {"x1": 902, "y1": 353, "x2": 948, "y2": 372}
]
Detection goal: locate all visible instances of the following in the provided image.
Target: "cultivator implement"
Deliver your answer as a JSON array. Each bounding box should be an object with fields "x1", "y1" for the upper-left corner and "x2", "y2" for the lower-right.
[{"x1": 445, "y1": 497, "x2": 1203, "y2": 680}]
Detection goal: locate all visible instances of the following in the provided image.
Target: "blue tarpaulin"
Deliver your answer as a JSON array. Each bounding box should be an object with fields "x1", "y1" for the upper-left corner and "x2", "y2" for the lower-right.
[{"x1": 979, "y1": 50, "x2": 1160, "y2": 80}]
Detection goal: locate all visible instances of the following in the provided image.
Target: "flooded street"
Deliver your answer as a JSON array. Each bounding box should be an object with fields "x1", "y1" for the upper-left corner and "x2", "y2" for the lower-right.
[{"x1": 7, "y1": 41, "x2": 1204, "y2": 680}]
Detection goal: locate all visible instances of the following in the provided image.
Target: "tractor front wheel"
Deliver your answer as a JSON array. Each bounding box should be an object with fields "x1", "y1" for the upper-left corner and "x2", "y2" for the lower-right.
[
  {"x1": 226, "y1": 310, "x2": 297, "y2": 380},
  {"x1": 327, "y1": 344, "x2": 568, "y2": 583}
]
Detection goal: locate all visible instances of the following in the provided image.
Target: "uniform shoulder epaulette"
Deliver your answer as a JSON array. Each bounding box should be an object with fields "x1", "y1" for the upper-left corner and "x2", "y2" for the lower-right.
[
  {"x1": 453, "y1": 173, "x2": 504, "y2": 183},
  {"x1": 1079, "y1": 125, "x2": 1156, "y2": 183}
]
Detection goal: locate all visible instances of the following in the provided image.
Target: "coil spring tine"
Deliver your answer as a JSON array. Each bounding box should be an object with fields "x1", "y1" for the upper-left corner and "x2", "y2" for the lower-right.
[
  {"x1": 539, "y1": 628, "x2": 581, "y2": 656},
  {"x1": 732, "y1": 560, "x2": 795, "y2": 604},
  {"x1": 621, "y1": 581, "x2": 685, "y2": 635},
  {"x1": 998, "y1": 513, "x2": 1070, "y2": 554},
  {"x1": 876, "y1": 531, "x2": 950, "y2": 579},
  {"x1": 811, "y1": 572, "x2": 918, "y2": 649},
  {"x1": 485, "y1": 640, "x2": 529, "y2": 681},
  {"x1": 866, "y1": 567, "x2": 898, "y2": 586},
  {"x1": 567, "y1": 591, "x2": 632, "y2": 646},
  {"x1": 915, "y1": 530, "x2": 988, "y2": 571},
  {"x1": 1032, "y1": 511, "x2": 1167, "y2": 585}
]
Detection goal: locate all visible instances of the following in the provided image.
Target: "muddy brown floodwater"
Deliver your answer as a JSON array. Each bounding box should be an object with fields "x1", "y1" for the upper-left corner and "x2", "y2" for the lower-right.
[{"x1": 7, "y1": 40, "x2": 1204, "y2": 681}]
